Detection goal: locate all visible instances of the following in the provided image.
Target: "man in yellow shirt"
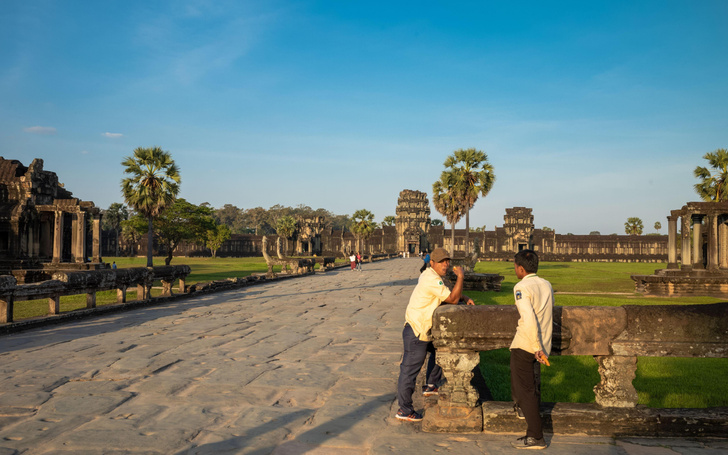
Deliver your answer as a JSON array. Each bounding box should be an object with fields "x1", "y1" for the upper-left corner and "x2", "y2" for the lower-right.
[
  {"x1": 395, "y1": 247, "x2": 474, "y2": 421},
  {"x1": 510, "y1": 249, "x2": 553, "y2": 449}
]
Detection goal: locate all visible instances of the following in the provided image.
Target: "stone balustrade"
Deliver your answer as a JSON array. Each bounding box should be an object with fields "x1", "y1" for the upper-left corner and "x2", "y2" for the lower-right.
[
  {"x1": 0, "y1": 265, "x2": 191, "y2": 323},
  {"x1": 424, "y1": 302, "x2": 728, "y2": 435}
]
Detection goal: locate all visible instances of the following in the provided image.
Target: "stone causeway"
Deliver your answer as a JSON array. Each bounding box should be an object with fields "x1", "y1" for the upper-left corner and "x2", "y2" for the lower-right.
[{"x1": 0, "y1": 258, "x2": 725, "y2": 454}]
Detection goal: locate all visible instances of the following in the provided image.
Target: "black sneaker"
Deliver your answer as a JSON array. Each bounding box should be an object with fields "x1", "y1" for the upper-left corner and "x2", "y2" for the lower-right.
[
  {"x1": 395, "y1": 409, "x2": 423, "y2": 422},
  {"x1": 514, "y1": 404, "x2": 525, "y2": 420},
  {"x1": 511, "y1": 436, "x2": 547, "y2": 449},
  {"x1": 423, "y1": 384, "x2": 439, "y2": 397}
]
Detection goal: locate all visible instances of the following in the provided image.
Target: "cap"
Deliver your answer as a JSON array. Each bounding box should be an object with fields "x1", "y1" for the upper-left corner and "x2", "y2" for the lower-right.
[{"x1": 430, "y1": 247, "x2": 451, "y2": 263}]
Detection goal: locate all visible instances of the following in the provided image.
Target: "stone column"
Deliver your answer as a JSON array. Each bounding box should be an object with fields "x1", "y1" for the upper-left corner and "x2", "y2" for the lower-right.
[
  {"x1": 692, "y1": 215, "x2": 704, "y2": 270},
  {"x1": 680, "y1": 214, "x2": 691, "y2": 271},
  {"x1": 71, "y1": 211, "x2": 87, "y2": 263},
  {"x1": 708, "y1": 214, "x2": 719, "y2": 271},
  {"x1": 667, "y1": 215, "x2": 678, "y2": 268},
  {"x1": 52, "y1": 211, "x2": 63, "y2": 263},
  {"x1": 593, "y1": 355, "x2": 638, "y2": 408},
  {"x1": 92, "y1": 215, "x2": 102, "y2": 263},
  {"x1": 721, "y1": 219, "x2": 728, "y2": 269},
  {"x1": 435, "y1": 350, "x2": 480, "y2": 407}
]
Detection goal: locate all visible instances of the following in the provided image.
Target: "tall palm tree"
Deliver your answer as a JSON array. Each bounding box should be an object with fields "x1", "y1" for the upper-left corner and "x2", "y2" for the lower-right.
[
  {"x1": 121, "y1": 147, "x2": 181, "y2": 267},
  {"x1": 351, "y1": 209, "x2": 376, "y2": 253},
  {"x1": 433, "y1": 171, "x2": 465, "y2": 256},
  {"x1": 694, "y1": 149, "x2": 728, "y2": 201},
  {"x1": 442, "y1": 148, "x2": 495, "y2": 256}
]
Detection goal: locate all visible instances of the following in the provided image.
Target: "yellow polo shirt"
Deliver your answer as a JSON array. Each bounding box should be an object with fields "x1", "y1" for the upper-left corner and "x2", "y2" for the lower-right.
[{"x1": 405, "y1": 267, "x2": 452, "y2": 341}]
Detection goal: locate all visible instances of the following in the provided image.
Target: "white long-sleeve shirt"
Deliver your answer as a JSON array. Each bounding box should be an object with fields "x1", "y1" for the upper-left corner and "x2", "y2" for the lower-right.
[{"x1": 510, "y1": 273, "x2": 554, "y2": 354}]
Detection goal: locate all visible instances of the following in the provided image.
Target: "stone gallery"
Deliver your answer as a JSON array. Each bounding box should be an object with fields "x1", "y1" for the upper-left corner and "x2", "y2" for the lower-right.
[{"x1": 0, "y1": 158, "x2": 103, "y2": 282}]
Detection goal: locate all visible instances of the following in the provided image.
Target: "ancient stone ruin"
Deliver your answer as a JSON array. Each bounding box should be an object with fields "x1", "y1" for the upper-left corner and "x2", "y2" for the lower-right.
[
  {"x1": 0, "y1": 158, "x2": 103, "y2": 282},
  {"x1": 633, "y1": 201, "x2": 728, "y2": 297}
]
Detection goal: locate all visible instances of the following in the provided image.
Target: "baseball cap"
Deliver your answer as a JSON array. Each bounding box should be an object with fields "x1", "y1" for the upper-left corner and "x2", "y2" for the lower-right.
[{"x1": 430, "y1": 248, "x2": 451, "y2": 263}]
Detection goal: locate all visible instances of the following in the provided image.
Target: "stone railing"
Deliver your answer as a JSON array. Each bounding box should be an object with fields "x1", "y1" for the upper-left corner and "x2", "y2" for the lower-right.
[
  {"x1": 0, "y1": 265, "x2": 191, "y2": 323},
  {"x1": 425, "y1": 303, "x2": 728, "y2": 435}
]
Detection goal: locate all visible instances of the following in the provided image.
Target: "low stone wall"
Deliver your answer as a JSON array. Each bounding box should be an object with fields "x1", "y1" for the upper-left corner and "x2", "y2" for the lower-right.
[
  {"x1": 0, "y1": 265, "x2": 191, "y2": 323},
  {"x1": 632, "y1": 270, "x2": 728, "y2": 298},
  {"x1": 424, "y1": 303, "x2": 728, "y2": 436}
]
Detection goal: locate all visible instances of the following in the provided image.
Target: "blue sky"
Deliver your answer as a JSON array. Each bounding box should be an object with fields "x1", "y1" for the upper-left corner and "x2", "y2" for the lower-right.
[{"x1": 1, "y1": 1, "x2": 726, "y2": 235}]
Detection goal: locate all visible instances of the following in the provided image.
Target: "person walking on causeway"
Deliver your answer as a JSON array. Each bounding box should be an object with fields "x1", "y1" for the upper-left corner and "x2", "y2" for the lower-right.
[
  {"x1": 395, "y1": 247, "x2": 474, "y2": 422},
  {"x1": 510, "y1": 249, "x2": 553, "y2": 450}
]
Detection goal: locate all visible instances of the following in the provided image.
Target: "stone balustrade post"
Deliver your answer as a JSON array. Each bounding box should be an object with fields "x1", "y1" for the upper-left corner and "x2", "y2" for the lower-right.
[
  {"x1": 161, "y1": 279, "x2": 173, "y2": 297},
  {"x1": 436, "y1": 350, "x2": 480, "y2": 407},
  {"x1": 86, "y1": 292, "x2": 96, "y2": 309},
  {"x1": 0, "y1": 295, "x2": 13, "y2": 323},
  {"x1": 179, "y1": 277, "x2": 186, "y2": 294},
  {"x1": 49, "y1": 296, "x2": 60, "y2": 315},
  {"x1": 593, "y1": 355, "x2": 638, "y2": 408},
  {"x1": 117, "y1": 286, "x2": 127, "y2": 303}
]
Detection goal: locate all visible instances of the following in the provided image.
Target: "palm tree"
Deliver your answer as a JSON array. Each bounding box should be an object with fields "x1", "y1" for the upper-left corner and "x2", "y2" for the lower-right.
[
  {"x1": 442, "y1": 148, "x2": 495, "y2": 256},
  {"x1": 433, "y1": 171, "x2": 465, "y2": 256},
  {"x1": 624, "y1": 217, "x2": 644, "y2": 235},
  {"x1": 121, "y1": 147, "x2": 181, "y2": 267},
  {"x1": 276, "y1": 215, "x2": 297, "y2": 255},
  {"x1": 351, "y1": 209, "x2": 376, "y2": 253},
  {"x1": 694, "y1": 149, "x2": 728, "y2": 201}
]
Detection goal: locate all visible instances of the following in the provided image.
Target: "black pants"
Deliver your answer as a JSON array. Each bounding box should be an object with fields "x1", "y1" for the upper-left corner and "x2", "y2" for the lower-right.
[
  {"x1": 510, "y1": 348, "x2": 543, "y2": 439},
  {"x1": 396, "y1": 323, "x2": 442, "y2": 414}
]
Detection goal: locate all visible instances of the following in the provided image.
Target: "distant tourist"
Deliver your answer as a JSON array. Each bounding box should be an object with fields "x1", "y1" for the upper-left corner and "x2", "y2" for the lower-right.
[
  {"x1": 419, "y1": 250, "x2": 430, "y2": 273},
  {"x1": 395, "y1": 248, "x2": 474, "y2": 422},
  {"x1": 356, "y1": 252, "x2": 362, "y2": 271},
  {"x1": 349, "y1": 253, "x2": 356, "y2": 271},
  {"x1": 510, "y1": 249, "x2": 553, "y2": 450},
  {"x1": 112, "y1": 261, "x2": 117, "y2": 270}
]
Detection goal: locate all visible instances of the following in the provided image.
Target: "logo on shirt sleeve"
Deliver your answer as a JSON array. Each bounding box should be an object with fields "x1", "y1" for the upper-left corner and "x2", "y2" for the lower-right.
[
  {"x1": 515, "y1": 291, "x2": 522, "y2": 300},
  {"x1": 438, "y1": 281, "x2": 443, "y2": 286}
]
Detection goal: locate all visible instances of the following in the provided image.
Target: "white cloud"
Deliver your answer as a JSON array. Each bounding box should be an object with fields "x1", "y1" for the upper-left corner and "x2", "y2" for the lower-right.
[
  {"x1": 81, "y1": 150, "x2": 89, "y2": 154},
  {"x1": 102, "y1": 132, "x2": 123, "y2": 138},
  {"x1": 23, "y1": 126, "x2": 57, "y2": 135}
]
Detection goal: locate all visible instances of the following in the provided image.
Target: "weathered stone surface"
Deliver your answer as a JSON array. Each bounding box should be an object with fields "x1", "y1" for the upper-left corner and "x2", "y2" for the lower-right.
[
  {"x1": 482, "y1": 401, "x2": 728, "y2": 438},
  {"x1": 421, "y1": 403, "x2": 483, "y2": 433},
  {"x1": 594, "y1": 355, "x2": 638, "y2": 407}
]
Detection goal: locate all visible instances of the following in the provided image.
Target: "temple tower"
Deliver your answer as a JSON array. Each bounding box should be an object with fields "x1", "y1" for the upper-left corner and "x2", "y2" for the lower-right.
[
  {"x1": 503, "y1": 207, "x2": 534, "y2": 252},
  {"x1": 395, "y1": 189, "x2": 431, "y2": 254}
]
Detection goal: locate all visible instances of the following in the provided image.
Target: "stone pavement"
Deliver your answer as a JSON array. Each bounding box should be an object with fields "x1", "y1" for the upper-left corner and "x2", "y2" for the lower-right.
[{"x1": 0, "y1": 258, "x2": 726, "y2": 454}]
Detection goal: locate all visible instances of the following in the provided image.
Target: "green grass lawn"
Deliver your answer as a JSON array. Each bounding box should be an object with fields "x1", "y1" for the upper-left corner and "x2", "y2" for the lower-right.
[{"x1": 473, "y1": 260, "x2": 728, "y2": 408}]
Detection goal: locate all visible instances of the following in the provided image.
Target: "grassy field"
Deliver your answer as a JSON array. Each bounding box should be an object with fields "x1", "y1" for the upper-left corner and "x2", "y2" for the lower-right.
[{"x1": 471, "y1": 260, "x2": 728, "y2": 408}]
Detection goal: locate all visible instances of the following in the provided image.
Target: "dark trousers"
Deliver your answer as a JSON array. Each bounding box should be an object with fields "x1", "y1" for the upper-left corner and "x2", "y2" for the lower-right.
[
  {"x1": 510, "y1": 348, "x2": 543, "y2": 439},
  {"x1": 396, "y1": 323, "x2": 442, "y2": 414}
]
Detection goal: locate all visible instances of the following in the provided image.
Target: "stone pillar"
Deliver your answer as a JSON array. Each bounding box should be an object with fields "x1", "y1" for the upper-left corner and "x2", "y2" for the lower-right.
[
  {"x1": 680, "y1": 215, "x2": 691, "y2": 271},
  {"x1": 92, "y1": 215, "x2": 102, "y2": 263},
  {"x1": 117, "y1": 287, "x2": 127, "y2": 303},
  {"x1": 667, "y1": 215, "x2": 678, "y2": 268},
  {"x1": 72, "y1": 211, "x2": 87, "y2": 263},
  {"x1": 692, "y1": 215, "x2": 704, "y2": 270},
  {"x1": 0, "y1": 295, "x2": 13, "y2": 324},
  {"x1": 435, "y1": 350, "x2": 480, "y2": 407},
  {"x1": 721, "y1": 219, "x2": 728, "y2": 269},
  {"x1": 48, "y1": 296, "x2": 60, "y2": 315},
  {"x1": 421, "y1": 349, "x2": 483, "y2": 434},
  {"x1": 86, "y1": 292, "x2": 96, "y2": 309},
  {"x1": 593, "y1": 355, "x2": 638, "y2": 408},
  {"x1": 52, "y1": 211, "x2": 63, "y2": 263},
  {"x1": 708, "y1": 214, "x2": 719, "y2": 272}
]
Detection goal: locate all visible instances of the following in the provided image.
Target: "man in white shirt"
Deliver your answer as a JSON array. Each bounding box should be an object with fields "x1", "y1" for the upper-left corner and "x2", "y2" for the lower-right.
[
  {"x1": 510, "y1": 249, "x2": 553, "y2": 450},
  {"x1": 395, "y1": 247, "x2": 474, "y2": 422}
]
